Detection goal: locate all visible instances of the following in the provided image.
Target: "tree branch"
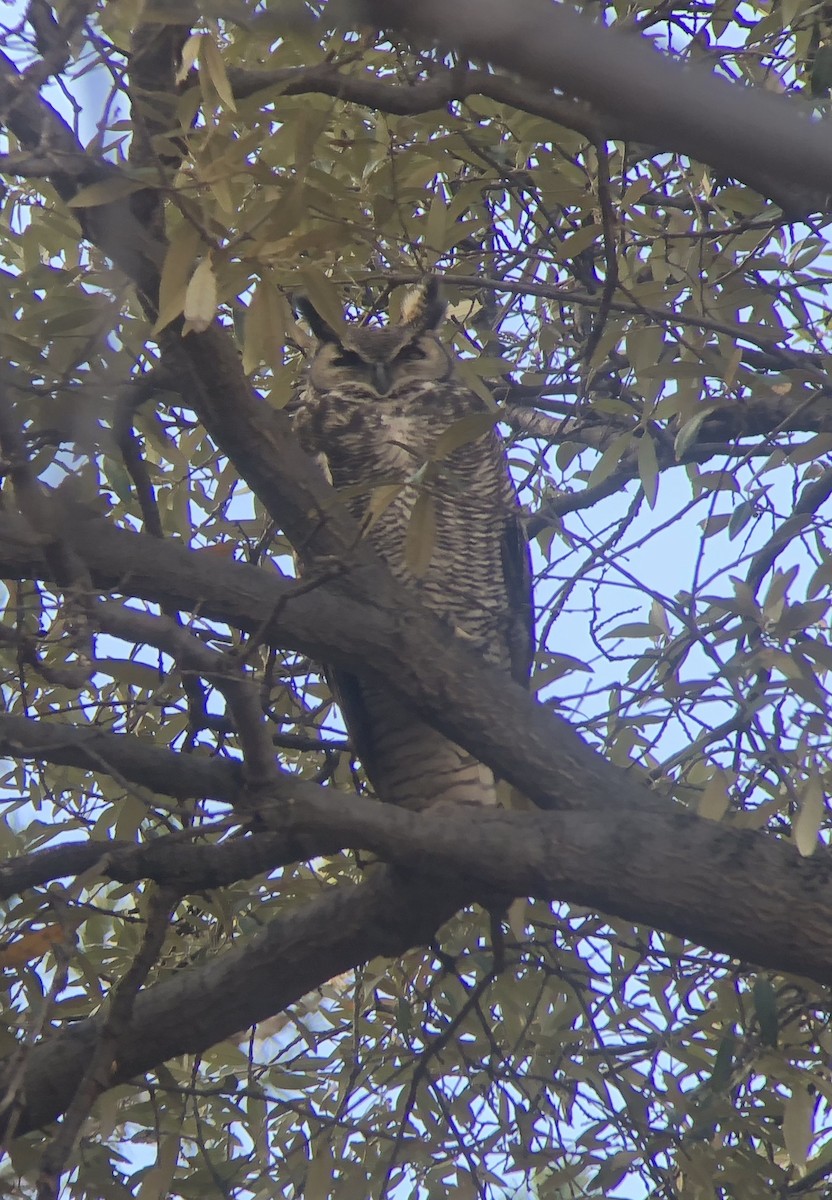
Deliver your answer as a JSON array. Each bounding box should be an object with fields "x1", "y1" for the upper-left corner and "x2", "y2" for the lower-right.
[
  {"x1": 0, "y1": 825, "x2": 302, "y2": 900},
  {"x1": 4, "y1": 789, "x2": 832, "y2": 1140},
  {"x1": 0, "y1": 711, "x2": 242, "y2": 806},
  {"x1": 0, "y1": 508, "x2": 662, "y2": 816},
  {"x1": 1, "y1": 866, "x2": 470, "y2": 1141},
  {"x1": 227, "y1": 59, "x2": 825, "y2": 216},
  {"x1": 90, "y1": 600, "x2": 277, "y2": 793},
  {"x1": 356, "y1": 0, "x2": 832, "y2": 202}
]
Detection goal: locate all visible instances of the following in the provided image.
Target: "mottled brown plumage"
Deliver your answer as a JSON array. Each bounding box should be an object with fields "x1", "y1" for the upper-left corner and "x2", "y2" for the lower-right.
[{"x1": 293, "y1": 280, "x2": 533, "y2": 810}]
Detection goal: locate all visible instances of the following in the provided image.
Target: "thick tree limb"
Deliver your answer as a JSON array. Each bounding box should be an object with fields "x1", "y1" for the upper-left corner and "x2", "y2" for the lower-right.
[
  {"x1": 1, "y1": 867, "x2": 469, "y2": 1141},
  {"x1": 2, "y1": 8, "x2": 830, "y2": 1178},
  {"x1": 357, "y1": 0, "x2": 832, "y2": 202},
  {"x1": 3, "y1": 709, "x2": 829, "y2": 1004},
  {"x1": 0, "y1": 508, "x2": 662, "y2": 816},
  {"x1": 1, "y1": 506, "x2": 830, "y2": 986},
  {"x1": 227, "y1": 59, "x2": 825, "y2": 216},
  {"x1": 0, "y1": 709, "x2": 351, "y2": 873},
  {"x1": 4, "y1": 788, "x2": 832, "y2": 1141},
  {"x1": 274, "y1": 796, "x2": 832, "y2": 984},
  {"x1": 8, "y1": 786, "x2": 832, "y2": 985}
]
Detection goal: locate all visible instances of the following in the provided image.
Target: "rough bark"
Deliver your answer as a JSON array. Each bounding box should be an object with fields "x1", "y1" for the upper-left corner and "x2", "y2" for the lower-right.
[
  {"x1": 0, "y1": 508, "x2": 662, "y2": 816},
  {"x1": 357, "y1": 0, "x2": 832, "y2": 204}
]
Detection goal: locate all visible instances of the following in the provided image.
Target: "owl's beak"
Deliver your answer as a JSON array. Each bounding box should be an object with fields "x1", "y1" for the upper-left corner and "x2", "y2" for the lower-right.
[{"x1": 370, "y1": 362, "x2": 393, "y2": 395}]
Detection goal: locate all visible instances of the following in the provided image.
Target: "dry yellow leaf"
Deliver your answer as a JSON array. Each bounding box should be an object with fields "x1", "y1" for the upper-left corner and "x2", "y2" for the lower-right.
[{"x1": 183, "y1": 257, "x2": 218, "y2": 334}]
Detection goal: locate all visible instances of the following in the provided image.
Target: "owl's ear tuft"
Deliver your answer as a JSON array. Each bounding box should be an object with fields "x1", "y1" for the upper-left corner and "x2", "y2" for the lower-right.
[
  {"x1": 293, "y1": 296, "x2": 340, "y2": 343},
  {"x1": 400, "y1": 278, "x2": 446, "y2": 332}
]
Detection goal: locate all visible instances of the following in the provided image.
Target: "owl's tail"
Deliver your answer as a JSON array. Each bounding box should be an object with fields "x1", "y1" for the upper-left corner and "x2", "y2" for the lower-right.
[{"x1": 355, "y1": 684, "x2": 498, "y2": 811}]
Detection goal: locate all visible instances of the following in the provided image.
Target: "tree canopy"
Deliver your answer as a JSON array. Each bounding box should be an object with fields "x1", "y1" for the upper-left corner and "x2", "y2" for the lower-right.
[{"x1": 2, "y1": 1, "x2": 832, "y2": 1196}]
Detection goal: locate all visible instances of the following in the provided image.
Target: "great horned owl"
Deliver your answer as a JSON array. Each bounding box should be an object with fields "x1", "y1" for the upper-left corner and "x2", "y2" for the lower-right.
[{"x1": 293, "y1": 279, "x2": 533, "y2": 811}]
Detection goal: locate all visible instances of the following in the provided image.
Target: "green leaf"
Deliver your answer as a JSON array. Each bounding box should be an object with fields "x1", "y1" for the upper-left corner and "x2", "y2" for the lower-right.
[
  {"x1": 811, "y1": 44, "x2": 832, "y2": 96},
  {"x1": 752, "y1": 976, "x2": 779, "y2": 1047},
  {"x1": 243, "y1": 275, "x2": 286, "y2": 374},
  {"x1": 709, "y1": 1032, "x2": 736, "y2": 1092},
  {"x1": 298, "y1": 267, "x2": 344, "y2": 332},
  {"x1": 363, "y1": 482, "x2": 404, "y2": 531},
  {"x1": 604, "y1": 622, "x2": 661, "y2": 639},
  {"x1": 586, "y1": 433, "x2": 630, "y2": 490},
  {"x1": 674, "y1": 407, "x2": 718, "y2": 460},
  {"x1": 404, "y1": 492, "x2": 436, "y2": 577},
  {"x1": 728, "y1": 500, "x2": 754, "y2": 541},
  {"x1": 637, "y1": 431, "x2": 659, "y2": 508},
  {"x1": 432, "y1": 412, "x2": 497, "y2": 459},
  {"x1": 698, "y1": 770, "x2": 730, "y2": 821},
  {"x1": 67, "y1": 176, "x2": 146, "y2": 207},
  {"x1": 783, "y1": 1086, "x2": 814, "y2": 1169},
  {"x1": 200, "y1": 32, "x2": 237, "y2": 110}
]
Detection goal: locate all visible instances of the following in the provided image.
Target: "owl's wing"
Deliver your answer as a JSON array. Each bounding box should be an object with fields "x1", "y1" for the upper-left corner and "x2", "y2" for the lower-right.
[{"x1": 502, "y1": 509, "x2": 535, "y2": 688}]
